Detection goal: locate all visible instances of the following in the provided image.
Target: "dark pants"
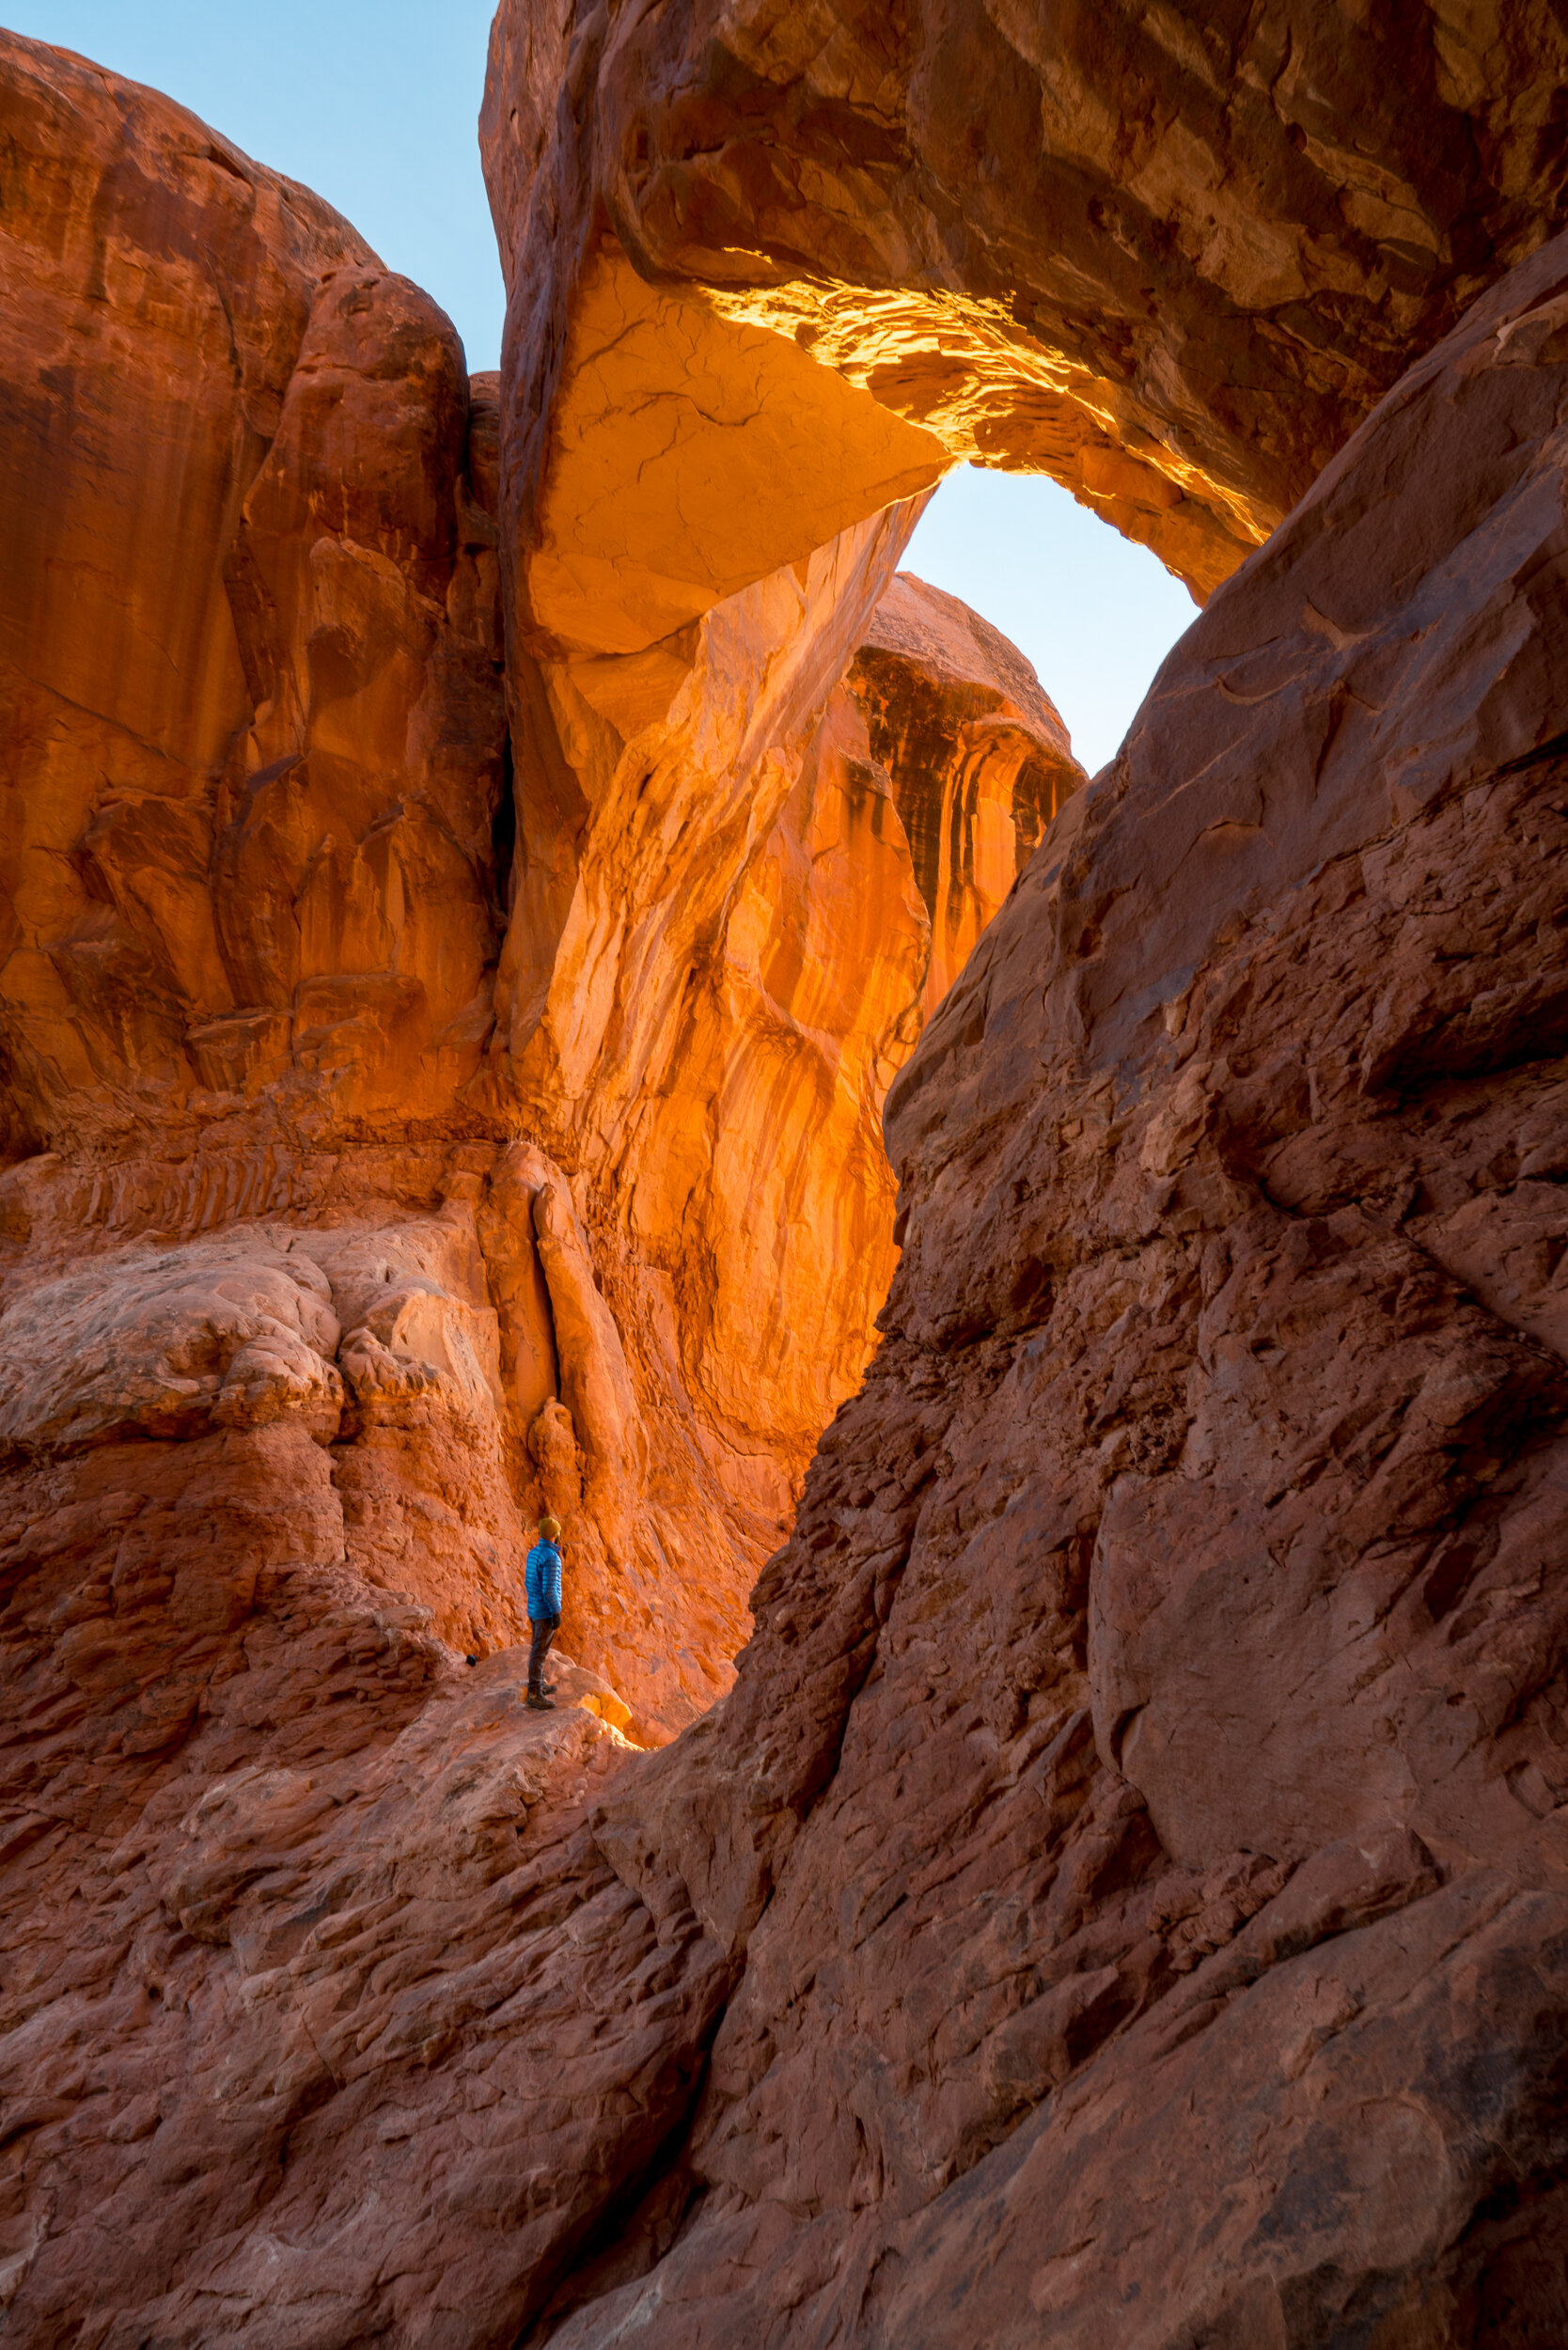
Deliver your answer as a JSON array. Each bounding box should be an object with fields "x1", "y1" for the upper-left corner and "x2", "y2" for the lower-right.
[{"x1": 528, "y1": 1614, "x2": 560, "y2": 1694}]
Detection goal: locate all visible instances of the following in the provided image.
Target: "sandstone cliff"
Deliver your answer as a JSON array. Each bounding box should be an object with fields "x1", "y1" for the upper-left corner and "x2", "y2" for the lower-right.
[
  {"x1": 531, "y1": 212, "x2": 1568, "y2": 2350},
  {"x1": 8, "y1": 7, "x2": 1568, "y2": 2347},
  {"x1": 0, "y1": 32, "x2": 1061, "y2": 1751},
  {"x1": 850, "y1": 573, "x2": 1083, "y2": 1017}
]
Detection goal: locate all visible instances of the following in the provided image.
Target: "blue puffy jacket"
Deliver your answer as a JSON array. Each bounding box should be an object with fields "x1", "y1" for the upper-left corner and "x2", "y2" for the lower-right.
[{"x1": 525, "y1": 1539, "x2": 562, "y2": 1621}]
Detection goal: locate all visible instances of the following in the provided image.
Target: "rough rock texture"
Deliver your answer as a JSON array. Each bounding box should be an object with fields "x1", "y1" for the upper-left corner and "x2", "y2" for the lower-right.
[
  {"x1": 0, "y1": 33, "x2": 1055, "y2": 1749},
  {"x1": 13, "y1": 102, "x2": 1568, "y2": 2350},
  {"x1": 0, "y1": 1393, "x2": 659, "y2": 2348},
  {"x1": 470, "y1": 0, "x2": 1568, "y2": 1654},
  {"x1": 503, "y1": 221, "x2": 1568, "y2": 2350},
  {"x1": 482, "y1": 0, "x2": 1568, "y2": 599},
  {"x1": 18, "y1": 10, "x2": 1568, "y2": 2347},
  {"x1": 0, "y1": 39, "x2": 506, "y2": 1151}
]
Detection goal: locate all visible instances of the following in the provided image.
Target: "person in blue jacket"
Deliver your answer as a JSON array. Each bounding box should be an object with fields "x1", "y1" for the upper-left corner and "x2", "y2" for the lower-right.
[{"x1": 525, "y1": 1515, "x2": 564, "y2": 1710}]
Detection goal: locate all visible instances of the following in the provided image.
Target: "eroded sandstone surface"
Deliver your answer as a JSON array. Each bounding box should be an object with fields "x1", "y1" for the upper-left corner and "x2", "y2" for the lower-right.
[
  {"x1": 482, "y1": 0, "x2": 1568, "y2": 598},
  {"x1": 8, "y1": 7, "x2": 1568, "y2": 2347},
  {"x1": 849, "y1": 573, "x2": 1083, "y2": 1017},
  {"x1": 520, "y1": 215, "x2": 1568, "y2": 2350},
  {"x1": 0, "y1": 30, "x2": 1062, "y2": 1754}
]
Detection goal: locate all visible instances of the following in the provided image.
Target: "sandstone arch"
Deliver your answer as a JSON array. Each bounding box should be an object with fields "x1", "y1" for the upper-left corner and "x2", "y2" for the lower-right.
[
  {"x1": 483, "y1": 0, "x2": 1568, "y2": 614},
  {"x1": 8, "y1": 9, "x2": 1568, "y2": 2345}
]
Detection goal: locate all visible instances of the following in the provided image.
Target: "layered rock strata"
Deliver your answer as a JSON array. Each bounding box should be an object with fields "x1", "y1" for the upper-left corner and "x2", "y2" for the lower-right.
[{"x1": 482, "y1": 0, "x2": 1568, "y2": 599}]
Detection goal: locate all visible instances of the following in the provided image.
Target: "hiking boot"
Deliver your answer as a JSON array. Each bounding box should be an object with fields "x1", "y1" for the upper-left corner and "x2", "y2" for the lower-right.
[{"x1": 525, "y1": 1691, "x2": 556, "y2": 1711}]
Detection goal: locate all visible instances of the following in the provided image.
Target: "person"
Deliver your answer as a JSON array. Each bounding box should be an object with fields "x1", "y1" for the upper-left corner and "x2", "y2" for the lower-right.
[{"x1": 525, "y1": 1515, "x2": 563, "y2": 1711}]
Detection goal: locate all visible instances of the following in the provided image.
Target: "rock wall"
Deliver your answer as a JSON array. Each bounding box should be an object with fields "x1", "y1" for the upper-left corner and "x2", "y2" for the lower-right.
[
  {"x1": 12, "y1": 7, "x2": 1568, "y2": 2346},
  {"x1": 14, "y1": 188, "x2": 1568, "y2": 2350},
  {"x1": 0, "y1": 39, "x2": 506, "y2": 1152},
  {"x1": 849, "y1": 574, "x2": 1084, "y2": 1018},
  {"x1": 0, "y1": 32, "x2": 1064, "y2": 1750},
  {"x1": 521, "y1": 214, "x2": 1568, "y2": 2350}
]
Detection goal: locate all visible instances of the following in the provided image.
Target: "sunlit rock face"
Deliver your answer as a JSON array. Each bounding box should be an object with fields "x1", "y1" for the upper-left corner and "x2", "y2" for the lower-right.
[
  {"x1": 493, "y1": 502, "x2": 930, "y2": 1617},
  {"x1": 0, "y1": 33, "x2": 1051, "y2": 1756},
  {"x1": 16, "y1": 166, "x2": 1568, "y2": 2350},
  {"x1": 522, "y1": 560, "x2": 1088, "y2": 1587},
  {"x1": 18, "y1": 3, "x2": 1568, "y2": 2341},
  {"x1": 0, "y1": 32, "x2": 1096, "y2": 2336},
  {"x1": 483, "y1": 0, "x2": 1568, "y2": 600},
  {"x1": 848, "y1": 573, "x2": 1086, "y2": 1017},
  {"x1": 0, "y1": 39, "x2": 508, "y2": 1151}
]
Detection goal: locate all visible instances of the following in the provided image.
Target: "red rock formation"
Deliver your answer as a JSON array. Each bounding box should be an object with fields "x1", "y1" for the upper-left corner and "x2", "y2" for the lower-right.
[
  {"x1": 491, "y1": 500, "x2": 933, "y2": 1640},
  {"x1": 3, "y1": 188, "x2": 1560, "y2": 2350},
  {"x1": 469, "y1": 0, "x2": 1568, "y2": 1717},
  {"x1": 16, "y1": 8, "x2": 1568, "y2": 2346},
  {"x1": 0, "y1": 33, "x2": 1056, "y2": 1752},
  {"x1": 0, "y1": 39, "x2": 507, "y2": 1151},
  {"x1": 15, "y1": 219, "x2": 1568, "y2": 2345},
  {"x1": 848, "y1": 574, "x2": 1085, "y2": 1016},
  {"x1": 606, "y1": 578, "x2": 1084, "y2": 1498},
  {"x1": 482, "y1": 0, "x2": 1568, "y2": 598},
  {"x1": 527, "y1": 222, "x2": 1568, "y2": 2350}
]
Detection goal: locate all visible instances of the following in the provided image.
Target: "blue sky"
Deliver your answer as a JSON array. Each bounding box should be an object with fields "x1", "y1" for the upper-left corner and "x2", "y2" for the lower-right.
[
  {"x1": 8, "y1": 1, "x2": 1195, "y2": 772},
  {"x1": 902, "y1": 472, "x2": 1197, "y2": 775},
  {"x1": 8, "y1": 2, "x2": 508, "y2": 366}
]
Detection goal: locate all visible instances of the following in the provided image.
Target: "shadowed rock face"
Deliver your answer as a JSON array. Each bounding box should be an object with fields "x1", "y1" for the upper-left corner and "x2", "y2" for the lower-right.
[
  {"x1": 16, "y1": 208, "x2": 1565, "y2": 2350},
  {"x1": 516, "y1": 222, "x2": 1568, "y2": 2350},
  {"x1": 482, "y1": 0, "x2": 1568, "y2": 601},
  {"x1": 10, "y1": 11, "x2": 1568, "y2": 2350}
]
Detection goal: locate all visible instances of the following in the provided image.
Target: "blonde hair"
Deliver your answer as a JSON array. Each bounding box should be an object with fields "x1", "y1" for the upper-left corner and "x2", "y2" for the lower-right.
[{"x1": 539, "y1": 1516, "x2": 561, "y2": 1542}]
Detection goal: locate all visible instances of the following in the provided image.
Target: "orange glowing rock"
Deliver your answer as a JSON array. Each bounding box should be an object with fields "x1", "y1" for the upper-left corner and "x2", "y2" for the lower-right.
[
  {"x1": 848, "y1": 572, "x2": 1086, "y2": 1017},
  {"x1": 10, "y1": 1, "x2": 1568, "y2": 2342},
  {"x1": 525, "y1": 238, "x2": 949, "y2": 659},
  {"x1": 483, "y1": 0, "x2": 1568, "y2": 605},
  {"x1": 0, "y1": 30, "x2": 1078, "y2": 1762}
]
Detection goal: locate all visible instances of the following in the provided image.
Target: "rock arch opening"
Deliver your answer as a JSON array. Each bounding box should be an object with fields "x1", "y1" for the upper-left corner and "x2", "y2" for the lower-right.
[
  {"x1": 902, "y1": 464, "x2": 1200, "y2": 776},
  {"x1": 466, "y1": 0, "x2": 1568, "y2": 1742},
  {"x1": 8, "y1": 5, "x2": 1568, "y2": 2343}
]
